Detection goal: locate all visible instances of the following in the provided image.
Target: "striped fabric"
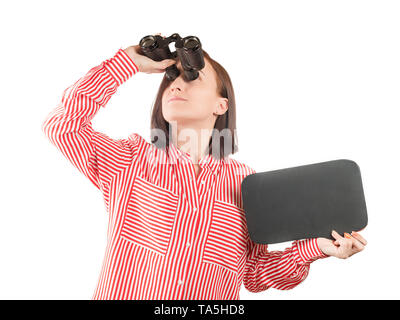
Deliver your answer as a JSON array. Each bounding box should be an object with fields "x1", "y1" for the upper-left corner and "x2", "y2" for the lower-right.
[{"x1": 42, "y1": 48, "x2": 329, "y2": 300}]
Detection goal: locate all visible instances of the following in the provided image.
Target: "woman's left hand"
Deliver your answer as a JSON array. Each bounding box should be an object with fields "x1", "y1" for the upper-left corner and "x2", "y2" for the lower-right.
[{"x1": 317, "y1": 230, "x2": 367, "y2": 259}]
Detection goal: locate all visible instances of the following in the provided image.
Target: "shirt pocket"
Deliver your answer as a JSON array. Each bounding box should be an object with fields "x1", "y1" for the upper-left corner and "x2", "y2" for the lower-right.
[
  {"x1": 202, "y1": 199, "x2": 248, "y2": 273},
  {"x1": 120, "y1": 175, "x2": 179, "y2": 255}
]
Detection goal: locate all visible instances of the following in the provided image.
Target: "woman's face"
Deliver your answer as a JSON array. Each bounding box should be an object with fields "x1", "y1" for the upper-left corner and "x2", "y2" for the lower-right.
[{"x1": 161, "y1": 59, "x2": 227, "y2": 126}]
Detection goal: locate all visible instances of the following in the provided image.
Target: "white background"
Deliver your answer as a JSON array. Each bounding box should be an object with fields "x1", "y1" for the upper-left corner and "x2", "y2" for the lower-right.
[{"x1": 0, "y1": 0, "x2": 399, "y2": 300}]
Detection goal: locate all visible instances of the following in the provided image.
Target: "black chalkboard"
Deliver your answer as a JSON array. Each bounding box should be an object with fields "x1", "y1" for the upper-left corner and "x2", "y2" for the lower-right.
[{"x1": 242, "y1": 159, "x2": 368, "y2": 244}]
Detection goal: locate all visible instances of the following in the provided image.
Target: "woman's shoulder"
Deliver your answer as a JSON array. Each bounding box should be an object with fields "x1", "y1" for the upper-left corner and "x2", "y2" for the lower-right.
[
  {"x1": 127, "y1": 132, "x2": 158, "y2": 155},
  {"x1": 127, "y1": 132, "x2": 146, "y2": 146}
]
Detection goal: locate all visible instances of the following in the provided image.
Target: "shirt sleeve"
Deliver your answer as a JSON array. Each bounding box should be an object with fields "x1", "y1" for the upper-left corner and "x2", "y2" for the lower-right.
[
  {"x1": 242, "y1": 167, "x2": 330, "y2": 293},
  {"x1": 41, "y1": 48, "x2": 140, "y2": 193}
]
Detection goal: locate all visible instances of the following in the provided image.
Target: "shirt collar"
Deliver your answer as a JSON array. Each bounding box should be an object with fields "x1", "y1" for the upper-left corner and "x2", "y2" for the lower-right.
[{"x1": 166, "y1": 142, "x2": 223, "y2": 176}]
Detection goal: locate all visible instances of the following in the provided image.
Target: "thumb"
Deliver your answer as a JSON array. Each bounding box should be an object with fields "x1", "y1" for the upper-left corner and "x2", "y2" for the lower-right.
[{"x1": 159, "y1": 59, "x2": 176, "y2": 68}]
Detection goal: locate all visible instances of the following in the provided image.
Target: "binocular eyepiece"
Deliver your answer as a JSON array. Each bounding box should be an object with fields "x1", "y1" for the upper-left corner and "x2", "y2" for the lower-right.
[{"x1": 139, "y1": 33, "x2": 205, "y2": 82}]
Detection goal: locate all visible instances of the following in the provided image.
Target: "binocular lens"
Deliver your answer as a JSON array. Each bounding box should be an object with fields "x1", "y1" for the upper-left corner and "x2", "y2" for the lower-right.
[
  {"x1": 183, "y1": 37, "x2": 200, "y2": 50},
  {"x1": 140, "y1": 36, "x2": 157, "y2": 50}
]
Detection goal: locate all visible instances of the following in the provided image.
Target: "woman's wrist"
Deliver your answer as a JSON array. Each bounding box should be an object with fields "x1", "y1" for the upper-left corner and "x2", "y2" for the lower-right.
[{"x1": 316, "y1": 237, "x2": 332, "y2": 257}]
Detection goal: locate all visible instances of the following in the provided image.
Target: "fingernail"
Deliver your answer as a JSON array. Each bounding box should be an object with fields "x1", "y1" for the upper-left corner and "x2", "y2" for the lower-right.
[
  {"x1": 344, "y1": 232, "x2": 352, "y2": 239},
  {"x1": 351, "y1": 231, "x2": 359, "y2": 236}
]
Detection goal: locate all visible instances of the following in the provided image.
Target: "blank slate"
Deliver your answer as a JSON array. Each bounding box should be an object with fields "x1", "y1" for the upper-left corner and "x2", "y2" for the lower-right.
[{"x1": 241, "y1": 159, "x2": 368, "y2": 244}]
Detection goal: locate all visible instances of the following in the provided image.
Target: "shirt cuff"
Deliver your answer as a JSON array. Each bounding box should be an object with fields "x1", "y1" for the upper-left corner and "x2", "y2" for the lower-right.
[
  {"x1": 294, "y1": 238, "x2": 330, "y2": 264},
  {"x1": 103, "y1": 48, "x2": 139, "y2": 86}
]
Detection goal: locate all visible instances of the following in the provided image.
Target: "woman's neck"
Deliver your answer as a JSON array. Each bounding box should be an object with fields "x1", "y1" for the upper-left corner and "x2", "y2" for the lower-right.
[{"x1": 170, "y1": 121, "x2": 213, "y2": 165}]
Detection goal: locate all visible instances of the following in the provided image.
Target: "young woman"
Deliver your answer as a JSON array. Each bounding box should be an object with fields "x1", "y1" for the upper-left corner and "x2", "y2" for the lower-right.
[{"x1": 42, "y1": 35, "x2": 367, "y2": 300}]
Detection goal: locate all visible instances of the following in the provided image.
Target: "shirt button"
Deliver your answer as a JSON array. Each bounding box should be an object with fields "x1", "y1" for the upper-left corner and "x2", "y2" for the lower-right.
[
  {"x1": 178, "y1": 280, "x2": 184, "y2": 285},
  {"x1": 201, "y1": 180, "x2": 205, "y2": 184},
  {"x1": 186, "y1": 242, "x2": 191, "y2": 248},
  {"x1": 189, "y1": 176, "x2": 193, "y2": 181},
  {"x1": 193, "y1": 207, "x2": 197, "y2": 212}
]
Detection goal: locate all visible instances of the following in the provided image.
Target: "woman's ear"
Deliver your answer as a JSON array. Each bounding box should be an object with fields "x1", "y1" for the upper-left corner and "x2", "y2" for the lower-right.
[{"x1": 214, "y1": 98, "x2": 228, "y2": 116}]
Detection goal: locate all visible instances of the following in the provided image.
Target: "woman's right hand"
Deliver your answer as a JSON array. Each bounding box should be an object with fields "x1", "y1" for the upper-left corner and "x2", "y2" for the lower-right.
[{"x1": 123, "y1": 33, "x2": 176, "y2": 74}]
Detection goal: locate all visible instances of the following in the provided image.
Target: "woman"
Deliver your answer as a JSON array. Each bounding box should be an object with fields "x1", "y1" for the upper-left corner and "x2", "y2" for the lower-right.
[{"x1": 42, "y1": 35, "x2": 367, "y2": 300}]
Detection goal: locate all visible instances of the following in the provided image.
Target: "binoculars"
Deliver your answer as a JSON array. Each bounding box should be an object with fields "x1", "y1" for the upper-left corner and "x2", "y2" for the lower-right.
[{"x1": 139, "y1": 33, "x2": 205, "y2": 82}]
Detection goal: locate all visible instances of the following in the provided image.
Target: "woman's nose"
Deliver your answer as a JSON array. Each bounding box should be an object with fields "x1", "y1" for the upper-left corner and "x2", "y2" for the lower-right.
[
  {"x1": 168, "y1": 66, "x2": 191, "y2": 92},
  {"x1": 169, "y1": 76, "x2": 185, "y2": 92},
  {"x1": 170, "y1": 86, "x2": 181, "y2": 93}
]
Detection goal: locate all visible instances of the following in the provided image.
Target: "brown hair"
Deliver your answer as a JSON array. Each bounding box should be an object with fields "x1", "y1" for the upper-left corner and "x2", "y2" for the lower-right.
[{"x1": 150, "y1": 49, "x2": 238, "y2": 160}]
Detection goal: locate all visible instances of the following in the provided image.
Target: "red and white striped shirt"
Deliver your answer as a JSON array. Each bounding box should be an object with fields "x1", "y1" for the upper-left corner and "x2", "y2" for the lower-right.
[{"x1": 42, "y1": 48, "x2": 328, "y2": 300}]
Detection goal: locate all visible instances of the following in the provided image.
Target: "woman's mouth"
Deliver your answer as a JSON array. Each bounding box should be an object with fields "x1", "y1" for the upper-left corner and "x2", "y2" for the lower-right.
[{"x1": 168, "y1": 97, "x2": 188, "y2": 103}]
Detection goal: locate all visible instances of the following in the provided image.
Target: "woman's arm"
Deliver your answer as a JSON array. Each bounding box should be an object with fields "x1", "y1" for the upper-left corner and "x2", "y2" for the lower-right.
[
  {"x1": 41, "y1": 48, "x2": 140, "y2": 192},
  {"x1": 242, "y1": 166, "x2": 329, "y2": 292},
  {"x1": 243, "y1": 235, "x2": 329, "y2": 292}
]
